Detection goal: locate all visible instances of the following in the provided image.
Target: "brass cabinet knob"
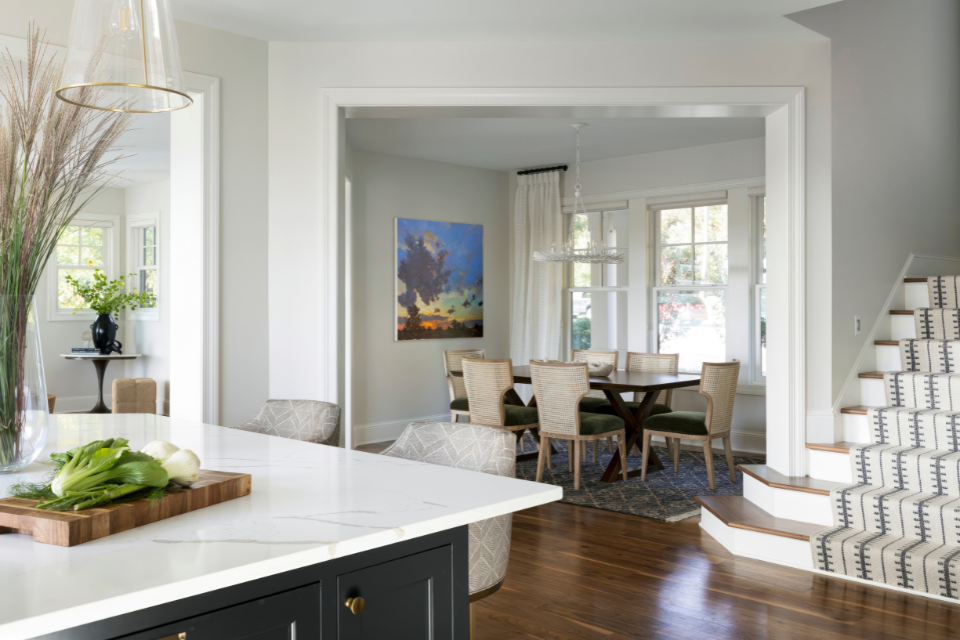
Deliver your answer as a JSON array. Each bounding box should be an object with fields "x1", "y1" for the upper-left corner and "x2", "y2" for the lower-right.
[{"x1": 345, "y1": 596, "x2": 365, "y2": 615}]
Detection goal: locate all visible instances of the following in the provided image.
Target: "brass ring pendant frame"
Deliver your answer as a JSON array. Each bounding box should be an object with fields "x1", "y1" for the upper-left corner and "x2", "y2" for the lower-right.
[{"x1": 55, "y1": 82, "x2": 193, "y2": 114}]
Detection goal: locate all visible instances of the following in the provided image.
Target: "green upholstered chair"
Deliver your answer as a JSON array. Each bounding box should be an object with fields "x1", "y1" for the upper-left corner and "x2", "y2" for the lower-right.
[
  {"x1": 640, "y1": 360, "x2": 740, "y2": 490},
  {"x1": 571, "y1": 349, "x2": 619, "y2": 461},
  {"x1": 529, "y1": 361, "x2": 628, "y2": 490},
  {"x1": 444, "y1": 349, "x2": 485, "y2": 422},
  {"x1": 462, "y1": 358, "x2": 540, "y2": 452}
]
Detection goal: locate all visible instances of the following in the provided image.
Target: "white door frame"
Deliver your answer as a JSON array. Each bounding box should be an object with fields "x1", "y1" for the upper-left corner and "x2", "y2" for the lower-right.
[
  {"x1": 171, "y1": 72, "x2": 220, "y2": 425},
  {"x1": 321, "y1": 87, "x2": 805, "y2": 475}
]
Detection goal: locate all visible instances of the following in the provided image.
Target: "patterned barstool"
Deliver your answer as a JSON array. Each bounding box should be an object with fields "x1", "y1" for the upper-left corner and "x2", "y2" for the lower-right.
[
  {"x1": 444, "y1": 349, "x2": 486, "y2": 422},
  {"x1": 640, "y1": 361, "x2": 740, "y2": 490},
  {"x1": 529, "y1": 361, "x2": 628, "y2": 490},
  {"x1": 381, "y1": 422, "x2": 514, "y2": 639},
  {"x1": 235, "y1": 399, "x2": 341, "y2": 447}
]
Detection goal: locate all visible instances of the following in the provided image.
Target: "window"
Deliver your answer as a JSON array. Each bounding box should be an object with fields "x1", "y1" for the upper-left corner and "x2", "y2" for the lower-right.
[
  {"x1": 126, "y1": 212, "x2": 160, "y2": 321},
  {"x1": 565, "y1": 210, "x2": 628, "y2": 356},
  {"x1": 752, "y1": 195, "x2": 767, "y2": 383},
  {"x1": 654, "y1": 204, "x2": 728, "y2": 373},
  {"x1": 48, "y1": 216, "x2": 116, "y2": 321}
]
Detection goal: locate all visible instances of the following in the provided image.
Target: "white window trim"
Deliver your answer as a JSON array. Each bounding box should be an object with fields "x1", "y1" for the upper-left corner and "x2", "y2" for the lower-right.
[
  {"x1": 651, "y1": 202, "x2": 730, "y2": 373},
  {"x1": 750, "y1": 193, "x2": 767, "y2": 385},
  {"x1": 125, "y1": 211, "x2": 161, "y2": 322},
  {"x1": 561, "y1": 210, "x2": 629, "y2": 358},
  {"x1": 47, "y1": 213, "x2": 121, "y2": 322}
]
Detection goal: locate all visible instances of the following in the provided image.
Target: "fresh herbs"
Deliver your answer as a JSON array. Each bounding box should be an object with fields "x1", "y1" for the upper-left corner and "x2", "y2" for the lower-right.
[{"x1": 8, "y1": 438, "x2": 182, "y2": 511}]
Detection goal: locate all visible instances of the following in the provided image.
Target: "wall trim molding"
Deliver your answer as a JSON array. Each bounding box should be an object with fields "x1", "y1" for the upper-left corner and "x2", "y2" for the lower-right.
[
  {"x1": 321, "y1": 87, "x2": 804, "y2": 468},
  {"x1": 560, "y1": 176, "x2": 766, "y2": 210},
  {"x1": 354, "y1": 413, "x2": 453, "y2": 446}
]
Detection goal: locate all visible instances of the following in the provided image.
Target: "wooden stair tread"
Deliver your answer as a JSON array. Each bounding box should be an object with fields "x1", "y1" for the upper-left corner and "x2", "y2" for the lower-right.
[
  {"x1": 874, "y1": 340, "x2": 899, "y2": 346},
  {"x1": 904, "y1": 277, "x2": 927, "y2": 283},
  {"x1": 890, "y1": 309, "x2": 914, "y2": 315},
  {"x1": 695, "y1": 496, "x2": 824, "y2": 541},
  {"x1": 806, "y1": 441, "x2": 858, "y2": 453},
  {"x1": 858, "y1": 371, "x2": 886, "y2": 379},
  {"x1": 738, "y1": 464, "x2": 841, "y2": 496},
  {"x1": 839, "y1": 405, "x2": 869, "y2": 415}
]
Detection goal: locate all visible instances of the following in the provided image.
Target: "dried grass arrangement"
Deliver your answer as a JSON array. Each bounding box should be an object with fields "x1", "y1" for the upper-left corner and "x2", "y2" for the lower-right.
[{"x1": 0, "y1": 25, "x2": 136, "y2": 468}]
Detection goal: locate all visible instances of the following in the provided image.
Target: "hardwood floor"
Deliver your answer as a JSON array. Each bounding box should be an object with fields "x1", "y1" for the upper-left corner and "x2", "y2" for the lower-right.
[{"x1": 474, "y1": 502, "x2": 960, "y2": 640}]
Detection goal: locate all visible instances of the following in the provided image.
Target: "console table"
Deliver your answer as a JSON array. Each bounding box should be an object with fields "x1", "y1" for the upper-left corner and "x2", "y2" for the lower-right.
[{"x1": 60, "y1": 353, "x2": 142, "y2": 413}]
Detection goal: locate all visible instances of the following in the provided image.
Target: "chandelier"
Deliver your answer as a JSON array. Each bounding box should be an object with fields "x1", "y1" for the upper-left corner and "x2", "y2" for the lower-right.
[{"x1": 533, "y1": 124, "x2": 624, "y2": 265}]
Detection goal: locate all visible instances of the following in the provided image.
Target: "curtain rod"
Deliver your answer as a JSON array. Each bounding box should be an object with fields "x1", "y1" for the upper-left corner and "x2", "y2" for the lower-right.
[{"x1": 517, "y1": 165, "x2": 567, "y2": 176}]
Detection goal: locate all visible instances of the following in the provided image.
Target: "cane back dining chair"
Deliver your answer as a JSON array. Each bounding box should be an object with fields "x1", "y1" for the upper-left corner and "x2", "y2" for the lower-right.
[
  {"x1": 444, "y1": 349, "x2": 486, "y2": 422},
  {"x1": 529, "y1": 361, "x2": 628, "y2": 490},
  {"x1": 235, "y1": 399, "x2": 341, "y2": 447},
  {"x1": 640, "y1": 360, "x2": 740, "y2": 490},
  {"x1": 591, "y1": 352, "x2": 679, "y2": 461},
  {"x1": 570, "y1": 349, "x2": 619, "y2": 461},
  {"x1": 381, "y1": 422, "x2": 515, "y2": 639},
  {"x1": 462, "y1": 358, "x2": 539, "y2": 449}
]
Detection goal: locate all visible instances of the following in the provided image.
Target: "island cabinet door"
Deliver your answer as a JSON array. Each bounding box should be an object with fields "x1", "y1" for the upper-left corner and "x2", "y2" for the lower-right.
[
  {"x1": 335, "y1": 545, "x2": 459, "y2": 639},
  {"x1": 118, "y1": 583, "x2": 320, "y2": 640}
]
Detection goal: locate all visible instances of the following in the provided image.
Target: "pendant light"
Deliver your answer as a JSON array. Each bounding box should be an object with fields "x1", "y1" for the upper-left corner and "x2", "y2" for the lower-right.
[
  {"x1": 56, "y1": 0, "x2": 192, "y2": 113},
  {"x1": 533, "y1": 124, "x2": 624, "y2": 265}
]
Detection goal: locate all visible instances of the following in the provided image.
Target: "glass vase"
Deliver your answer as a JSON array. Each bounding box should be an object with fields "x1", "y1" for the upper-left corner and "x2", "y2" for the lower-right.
[{"x1": 0, "y1": 295, "x2": 50, "y2": 473}]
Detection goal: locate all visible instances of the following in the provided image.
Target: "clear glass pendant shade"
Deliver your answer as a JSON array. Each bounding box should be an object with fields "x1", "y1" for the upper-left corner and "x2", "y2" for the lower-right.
[{"x1": 57, "y1": 0, "x2": 192, "y2": 113}]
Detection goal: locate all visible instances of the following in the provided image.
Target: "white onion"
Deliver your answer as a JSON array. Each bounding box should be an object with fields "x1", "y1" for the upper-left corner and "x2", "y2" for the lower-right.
[
  {"x1": 141, "y1": 440, "x2": 180, "y2": 462},
  {"x1": 162, "y1": 449, "x2": 201, "y2": 486}
]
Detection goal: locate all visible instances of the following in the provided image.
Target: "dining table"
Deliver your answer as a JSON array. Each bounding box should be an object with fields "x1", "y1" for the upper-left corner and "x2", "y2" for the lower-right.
[{"x1": 454, "y1": 365, "x2": 702, "y2": 482}]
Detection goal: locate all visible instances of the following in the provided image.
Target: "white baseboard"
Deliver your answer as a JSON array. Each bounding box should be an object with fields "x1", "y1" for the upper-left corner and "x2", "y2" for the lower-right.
[
  {"x1": 353, "y1": 413, "x2": 453, "y2": 446},
  {"x1": 651, "y1": 430, "x2": 765, "y2": 456}
]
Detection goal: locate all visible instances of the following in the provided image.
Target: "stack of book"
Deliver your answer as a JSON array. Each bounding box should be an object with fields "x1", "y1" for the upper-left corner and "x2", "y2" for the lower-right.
[{"x1": 71, "y1": 347, "x2": 101, "y2": 354}]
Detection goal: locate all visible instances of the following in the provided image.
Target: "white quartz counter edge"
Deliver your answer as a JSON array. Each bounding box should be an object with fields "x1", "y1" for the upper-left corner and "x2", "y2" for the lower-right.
[{"x1": 3, "y1": 488, "x2": 560, "y2": 640}]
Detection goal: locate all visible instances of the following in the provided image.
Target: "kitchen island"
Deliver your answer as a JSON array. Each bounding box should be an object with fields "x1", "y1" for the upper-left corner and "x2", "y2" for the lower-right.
[{"x1": 0, "y1": 414, "x2": 561, "y2": 640}]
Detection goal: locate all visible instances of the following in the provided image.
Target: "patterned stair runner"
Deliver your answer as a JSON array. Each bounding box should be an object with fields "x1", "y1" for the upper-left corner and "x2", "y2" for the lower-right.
[
  {"x1": 911, "y1": 276, "x2": 960, "y2": 339},
  {"x1": 899, "y1": 339, "x2": 960, "y2": 372}
]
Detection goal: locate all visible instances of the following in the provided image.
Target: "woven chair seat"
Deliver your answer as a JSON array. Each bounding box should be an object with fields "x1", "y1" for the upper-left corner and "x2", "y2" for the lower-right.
[
  {"x1": 592, "y1": 401, "x2": 673, "y2": 418},
  {"x1": 643, "y1": 411, "x2": 709, "y2": 437},
  {"x1": 577, "y1": 412, "x2": 625, "y2": 436}
]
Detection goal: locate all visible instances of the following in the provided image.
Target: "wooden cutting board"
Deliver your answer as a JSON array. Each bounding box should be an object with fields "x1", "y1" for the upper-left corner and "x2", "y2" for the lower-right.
[{"x1": 0, "y1": 470, "x2": 251, "y2": 547}]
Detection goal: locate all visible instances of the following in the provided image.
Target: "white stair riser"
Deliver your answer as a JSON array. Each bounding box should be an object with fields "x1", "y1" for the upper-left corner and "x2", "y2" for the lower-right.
[
  {"x1": 905, "y1": 282, "x2": 929, "y2": 310},
  {"x1": 699, "y1": 509, "x2": 815, "y2": 569},
  {"x1": 860, "y1": 377, "x2": 886, "y2": 406},
  {"x1": 842, "y1": 412, "x2": 871, "y2": 443},
  {"x1": 876, "y1": 344, "x2": 900, "y2": 371},
  {"x1": 808, "y1": 449, "x2": 852, "y2": 483},
  {"x1": 743, "y1": 475, "x2": 833, "y2": 526},
  {"x1": 891, "y1": 315, "x2": 916, "y2": 340}
]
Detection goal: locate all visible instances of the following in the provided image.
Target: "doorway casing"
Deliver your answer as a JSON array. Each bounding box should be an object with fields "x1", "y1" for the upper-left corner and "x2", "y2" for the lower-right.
[{"x1": 323, "y1": 88, "x2": 805, "y2": 475}]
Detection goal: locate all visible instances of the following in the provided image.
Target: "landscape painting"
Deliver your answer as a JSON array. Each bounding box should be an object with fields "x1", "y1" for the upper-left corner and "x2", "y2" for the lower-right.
[{"x1": 396, "y1": 218, "x2": 483, "y2": 341}]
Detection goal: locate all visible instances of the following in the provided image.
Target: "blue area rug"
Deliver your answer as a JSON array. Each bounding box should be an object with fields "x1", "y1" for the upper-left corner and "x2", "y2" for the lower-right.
[{"x1": 514, "y1": 435, "x2": 761, "y2": 522}]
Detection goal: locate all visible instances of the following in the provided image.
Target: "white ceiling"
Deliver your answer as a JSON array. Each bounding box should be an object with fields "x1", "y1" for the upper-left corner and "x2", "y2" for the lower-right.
[
  {"x1": 106, "y1": 113, "x2": 171, "y2": 187},
  {"x1": 171, "y1": 0, "x2": 838, "y2": 43},
  {"x1": 346, "y1": 117, "x2": 765, "y2": 171}
]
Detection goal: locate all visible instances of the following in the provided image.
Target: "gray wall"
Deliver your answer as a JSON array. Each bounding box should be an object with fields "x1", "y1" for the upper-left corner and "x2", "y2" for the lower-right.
[
  {"x1": 350, "y1": 149, "x2": 510, "y2": 444},
  {"x1": 790, "y1": 0, "x2": 960, "y2": 399},
  {"x1": 0, "y1": 2, "x2": 270, "y2": 427}
]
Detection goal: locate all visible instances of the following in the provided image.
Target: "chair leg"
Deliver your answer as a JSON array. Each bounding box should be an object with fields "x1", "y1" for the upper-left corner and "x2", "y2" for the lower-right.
[
  {"x1": 451, "y1": 412, "x2": 458, "y2": 422},
  {"x1": 723, "y1": 435, "x2": 736, "y2": 483},
  {"x1": 573, "y1": 440, "x2": 582, "y2": 490},
  {"x1": 568, "y1": 440, "x2": 574, "y2": 472},
  {"x1": 546, "y1": 436, "x2": 552, "y2": 469},
  {"x1": 516, "y1": 429, "x2": 525, "y2": 453},
  {"x1": 593, "y1": 439, "x2": 599, "y2": 463},
  {"x1": 702, "y1": 440, "x2": 716, "y2": 490},
  {"x1": 673, "y1": 437, "x2": 680, "y2": 473},
  {"x1": 664, "y1": 437, "x2": 674, "y2": 464},
  {"x1": 618, "y1": 433, "x2": 628, "y2": 482},
  {"x1": 607, "y1": 436, "x2": 615, "y2": 454},
  {"x1": 535, "y1": 436, "x2": 548, "y2": 482},
  {"x1": 640, "y1": 431, "x2": 652, "y2": 482}
]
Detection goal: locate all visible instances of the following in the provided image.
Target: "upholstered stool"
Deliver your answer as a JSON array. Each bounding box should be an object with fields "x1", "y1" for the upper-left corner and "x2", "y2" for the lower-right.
[{"x1": 111, "y1": 378, "x2": 157, "y2": 414}]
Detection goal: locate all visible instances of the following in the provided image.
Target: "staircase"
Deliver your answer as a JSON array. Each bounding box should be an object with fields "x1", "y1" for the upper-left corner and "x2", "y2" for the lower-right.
[{"x1": 699, "y1": 276, "x2": 960, "y2": 602}]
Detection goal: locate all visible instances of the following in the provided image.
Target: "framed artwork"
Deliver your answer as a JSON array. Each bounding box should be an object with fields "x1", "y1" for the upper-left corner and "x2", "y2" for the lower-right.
[{"x1": 395, "y1": 218, "x2": 483, "y2": 341}]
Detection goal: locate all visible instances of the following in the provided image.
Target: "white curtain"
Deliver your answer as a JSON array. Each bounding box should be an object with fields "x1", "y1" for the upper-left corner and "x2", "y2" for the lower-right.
[{"x1": 511, "y1": 171, "x2": 563, "y2": 364}]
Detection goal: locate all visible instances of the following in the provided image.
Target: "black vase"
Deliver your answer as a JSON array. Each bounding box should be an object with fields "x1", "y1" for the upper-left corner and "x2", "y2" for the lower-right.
[{"x1": 90, "y1": 314, "x2": 122, "y2": 355}]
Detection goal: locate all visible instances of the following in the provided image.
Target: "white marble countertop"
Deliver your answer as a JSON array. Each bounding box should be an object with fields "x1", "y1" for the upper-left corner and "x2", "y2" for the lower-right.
[{"x1": 0, "y1": 414, "x2": 561, "y2": 639}]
